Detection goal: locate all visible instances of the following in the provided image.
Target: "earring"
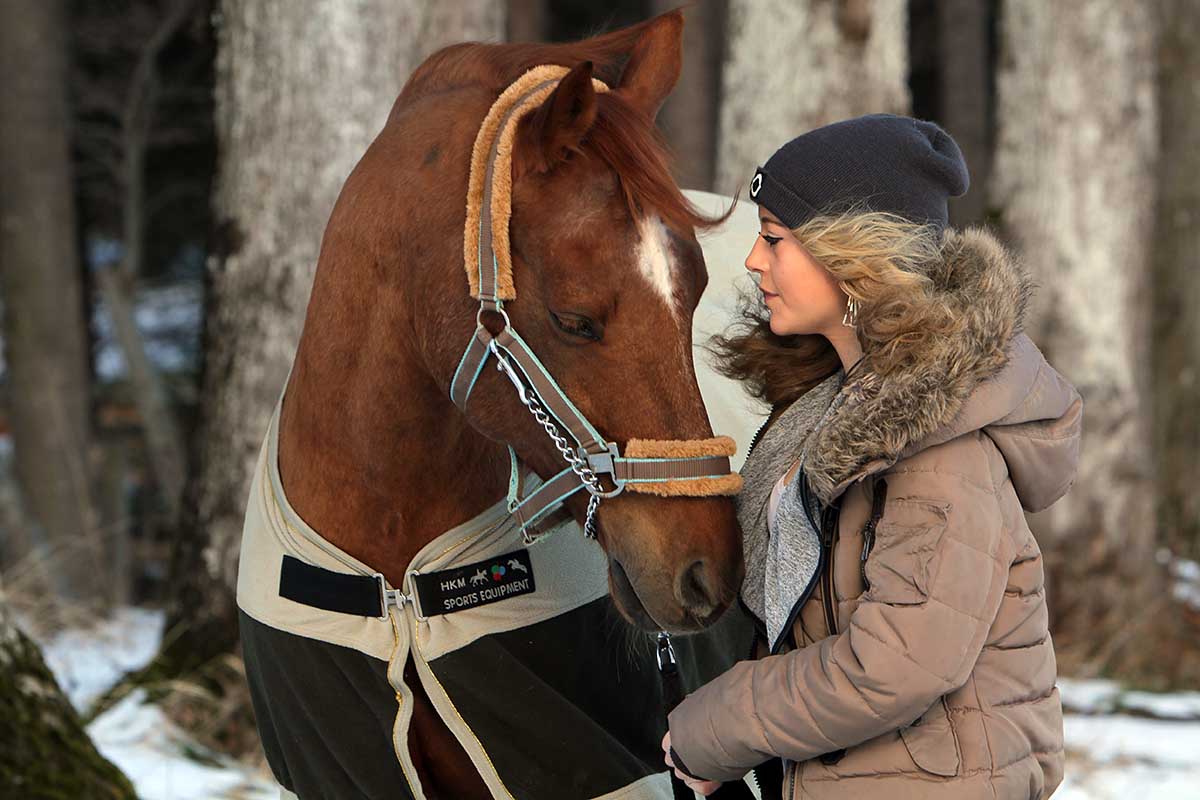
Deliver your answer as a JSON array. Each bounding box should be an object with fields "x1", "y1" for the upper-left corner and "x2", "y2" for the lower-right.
[{"x1": 842, "y1": 295, "x2": 859, "y2": 328}]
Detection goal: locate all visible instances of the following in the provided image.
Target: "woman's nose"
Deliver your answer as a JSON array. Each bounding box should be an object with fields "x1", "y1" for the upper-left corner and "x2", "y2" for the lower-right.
[{"x1": 745, "y1": 244, "x2": 764, "y2": 275}]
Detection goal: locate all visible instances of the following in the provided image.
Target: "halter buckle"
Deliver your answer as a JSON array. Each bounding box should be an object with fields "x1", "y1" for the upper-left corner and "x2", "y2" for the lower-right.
[{"x1": 581, "y1": 442, "x2": 625, "y2": 498}]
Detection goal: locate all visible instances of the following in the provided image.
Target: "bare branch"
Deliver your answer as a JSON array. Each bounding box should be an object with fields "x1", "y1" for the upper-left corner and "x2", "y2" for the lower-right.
[{"x1": 123, "y1": 0, "x2": 200, "y2": 134}]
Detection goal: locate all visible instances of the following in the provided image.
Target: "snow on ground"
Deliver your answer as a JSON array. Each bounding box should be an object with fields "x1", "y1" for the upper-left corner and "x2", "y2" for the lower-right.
[
  {"x1": 40, "y1": 606, "x2": 165, "y2": 711},
  {"x1": 36, "y1": 606, "x2": 279, "y2": 800},
  {"x1": 31, "y1": 606, "x2": 1200, "y2": 799},
  {"x1": 1160, "y1": 548, "x2": 1200, "y2": 612},
  {"x1": 1058, "y1": 678, "x2": 1200, "y2": 799},
  {"x1": 88, "y1": 688, "x2": 277, "y2": 800}
]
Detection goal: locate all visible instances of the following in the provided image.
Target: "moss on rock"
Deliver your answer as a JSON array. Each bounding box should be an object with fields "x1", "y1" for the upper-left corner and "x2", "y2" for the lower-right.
[{"x1": 0, "y1": 606, "x2": 137, "y2": 799}]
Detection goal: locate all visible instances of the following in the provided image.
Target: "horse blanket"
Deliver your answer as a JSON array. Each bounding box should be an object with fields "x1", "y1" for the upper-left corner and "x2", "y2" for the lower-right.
[{"x1": 236, "y1": 189, "x2": 762, "y2": 800}]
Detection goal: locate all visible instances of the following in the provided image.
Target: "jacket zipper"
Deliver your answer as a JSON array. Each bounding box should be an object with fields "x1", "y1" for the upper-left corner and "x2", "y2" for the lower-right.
[
  {"x1": 809, "y1": 480, "x2": 892, "y2": 776},
  {"x1": 815, "y1": 487, "x2": 847, "y2": 772},
  {"x1": 859, "y1": 478, "x2": 890, "y2": 590},
  {"x1": 820, "y1": 502, "x2": 839, "y2": 636},
  {"x1": 745, "y1": 413, "x2": 773, "y2": 458},
  {"x1": 768, "y1": 547, "x2": 825, "y2": 655},
  {"x1": 770, "y1": 471, "x2": 833, "y2": 655}
]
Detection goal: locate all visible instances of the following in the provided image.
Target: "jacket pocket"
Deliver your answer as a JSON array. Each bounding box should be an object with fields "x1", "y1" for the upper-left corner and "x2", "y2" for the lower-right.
[
  {"x1": 898, "y1": 697, "x2": 961, "y2": 777},
  {"x1": 862, "y1": 498, "x2": 951, "y2": 605}
]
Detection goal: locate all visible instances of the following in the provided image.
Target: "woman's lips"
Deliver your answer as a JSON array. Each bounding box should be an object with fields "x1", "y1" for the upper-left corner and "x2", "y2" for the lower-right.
[{"x1": 761, "y1": 290, "x2": 778, "y2": 301}]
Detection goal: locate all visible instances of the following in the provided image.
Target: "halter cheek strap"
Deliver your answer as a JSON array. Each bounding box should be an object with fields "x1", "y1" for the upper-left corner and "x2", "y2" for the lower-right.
[{"x1": 454, "y1": 65, "x2": 743, "y2": 544}]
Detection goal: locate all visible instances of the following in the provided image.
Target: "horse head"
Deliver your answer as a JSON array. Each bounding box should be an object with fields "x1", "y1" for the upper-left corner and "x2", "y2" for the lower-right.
[{"x1": 281, "y1": 11, "x2": 743, "y2": 634}]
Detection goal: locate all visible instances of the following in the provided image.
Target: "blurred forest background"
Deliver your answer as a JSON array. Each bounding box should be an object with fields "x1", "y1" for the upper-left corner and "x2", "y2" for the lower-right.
[{"x1": 1, "y1": 0, "x2": 1198, "y2": 797}]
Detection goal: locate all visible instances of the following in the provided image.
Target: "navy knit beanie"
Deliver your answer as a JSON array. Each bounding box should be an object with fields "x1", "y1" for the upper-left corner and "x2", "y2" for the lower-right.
[{"x1": 748, "y1": 113, "x2": 969, "y2": 233}]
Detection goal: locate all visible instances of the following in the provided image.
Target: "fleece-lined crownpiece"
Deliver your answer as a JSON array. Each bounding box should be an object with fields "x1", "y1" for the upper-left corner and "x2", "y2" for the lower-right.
[{"x1": 462, "y1": 65, "x2": 611, "y2": 301}]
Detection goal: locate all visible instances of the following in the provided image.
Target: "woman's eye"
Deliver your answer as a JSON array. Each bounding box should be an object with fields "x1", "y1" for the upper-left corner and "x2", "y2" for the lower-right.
[
  {"x1": 760, "y1": 233, "x2": 782, "y2": 248},
  {"x1": 551, "y1": 311, "x2": 602, "y2": 341}
]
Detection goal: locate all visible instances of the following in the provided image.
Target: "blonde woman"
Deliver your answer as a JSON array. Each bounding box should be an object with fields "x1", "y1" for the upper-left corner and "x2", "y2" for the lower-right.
[{"x1": 662, "y1": 114, "x2": 1082, "y2": 799}]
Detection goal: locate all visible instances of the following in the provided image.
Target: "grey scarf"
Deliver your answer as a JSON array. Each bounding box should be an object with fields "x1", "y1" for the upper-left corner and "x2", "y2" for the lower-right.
[{"x1": 736, "y1": 367, "x2": 846, "y2": 649}]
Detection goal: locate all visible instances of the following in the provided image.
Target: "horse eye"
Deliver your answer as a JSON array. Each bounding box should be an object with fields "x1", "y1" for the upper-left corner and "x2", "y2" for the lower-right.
[{"x1": 550, "y1": 311, "x2": 602, "y2": 341}]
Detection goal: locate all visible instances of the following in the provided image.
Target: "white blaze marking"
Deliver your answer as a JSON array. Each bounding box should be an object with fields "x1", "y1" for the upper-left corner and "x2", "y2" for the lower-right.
[{"x1": 635, "y1": 215, "x2": 679, "y2": 319}]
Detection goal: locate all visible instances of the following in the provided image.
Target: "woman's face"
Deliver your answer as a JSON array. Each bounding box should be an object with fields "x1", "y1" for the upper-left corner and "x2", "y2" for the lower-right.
[{"x1": 744, "y1": 206, "x2": 846, "y2": 337}]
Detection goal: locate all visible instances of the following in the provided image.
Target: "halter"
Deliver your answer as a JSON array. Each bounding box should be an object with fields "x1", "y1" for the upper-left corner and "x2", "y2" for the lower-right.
[{"x1": 451, "y1": 65, "x2": 743, "y2": 544}]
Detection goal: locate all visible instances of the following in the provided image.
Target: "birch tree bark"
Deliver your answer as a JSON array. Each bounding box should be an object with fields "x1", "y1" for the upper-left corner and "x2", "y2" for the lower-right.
[
  {"x1": 165, "y1": 0, "x2": 503, "y2": 666},
  {"x1": 0, "y1": 0, "x2": 99, "y2": 597},
  {"x1": 991, "y1": 0, "x2": 1160, "y2": 673},
  {"x1": 715, "y1": 0, "x2": 909, "y2": 194}
]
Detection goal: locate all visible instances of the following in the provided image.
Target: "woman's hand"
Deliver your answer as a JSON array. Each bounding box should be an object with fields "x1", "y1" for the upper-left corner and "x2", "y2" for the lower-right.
[{"x1": 662, "y1": 732, "x2": 722, "y2": 796}]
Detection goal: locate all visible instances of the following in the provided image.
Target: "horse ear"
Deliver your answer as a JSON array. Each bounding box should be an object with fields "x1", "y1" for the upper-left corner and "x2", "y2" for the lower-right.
[
  {"x1": 514, "y1": 60, "x2": 598, "y2": 177},
  {"x1": 616, "y1": 9, "x2": 683, "y2": 121}
]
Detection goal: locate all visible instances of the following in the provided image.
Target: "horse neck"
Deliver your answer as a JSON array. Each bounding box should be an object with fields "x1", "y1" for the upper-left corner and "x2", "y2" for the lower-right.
[{"x1": 276, "y1": 312, "x2": 509, "y2": 584}]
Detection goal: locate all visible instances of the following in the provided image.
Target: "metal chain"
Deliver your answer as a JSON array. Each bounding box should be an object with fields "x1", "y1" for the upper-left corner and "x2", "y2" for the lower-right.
[{"x1": 499, "y1": 356, "x2": 607, "y2": 541}]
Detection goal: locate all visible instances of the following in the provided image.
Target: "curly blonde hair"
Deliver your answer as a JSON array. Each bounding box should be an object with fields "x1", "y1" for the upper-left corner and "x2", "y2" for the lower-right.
[{"x1": 703, "y1": 203, "x2": 957, "y2": 409}]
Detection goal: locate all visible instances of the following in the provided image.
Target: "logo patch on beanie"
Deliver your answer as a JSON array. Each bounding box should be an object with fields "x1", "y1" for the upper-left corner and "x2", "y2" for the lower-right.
[{"x1": 750, "y1": 171, "x2": 763, "y2": 198}]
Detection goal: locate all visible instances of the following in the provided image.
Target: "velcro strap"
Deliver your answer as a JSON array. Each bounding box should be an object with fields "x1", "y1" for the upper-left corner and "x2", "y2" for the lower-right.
[
  {"x1": 279, "y1": 550, "x2": 541, "y2": 621},
  {"x1": 279, "y1": 555, "x2": 383, "y2": 617}
]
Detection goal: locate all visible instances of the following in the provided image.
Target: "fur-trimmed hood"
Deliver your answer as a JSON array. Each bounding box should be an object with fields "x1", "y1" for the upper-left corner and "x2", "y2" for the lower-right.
[{"x1": 804, "y1": 226, "x2": 1083, "y2": 511}]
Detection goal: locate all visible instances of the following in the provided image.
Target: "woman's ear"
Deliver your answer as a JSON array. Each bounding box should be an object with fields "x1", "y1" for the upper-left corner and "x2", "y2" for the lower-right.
[{"x1": 513, "y1": 61, "x2": 598, "y2": 178}]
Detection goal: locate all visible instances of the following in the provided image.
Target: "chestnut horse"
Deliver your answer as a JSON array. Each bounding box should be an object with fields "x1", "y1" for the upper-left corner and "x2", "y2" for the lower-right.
[{"x1": 263, "y1": 11, "x2": 746, "y2": 798}]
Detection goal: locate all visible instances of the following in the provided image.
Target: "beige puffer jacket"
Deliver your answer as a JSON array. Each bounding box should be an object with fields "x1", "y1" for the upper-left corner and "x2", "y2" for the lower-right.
[{"x1": 668, "y1": 227, "x2": 1083, "y2": 799}]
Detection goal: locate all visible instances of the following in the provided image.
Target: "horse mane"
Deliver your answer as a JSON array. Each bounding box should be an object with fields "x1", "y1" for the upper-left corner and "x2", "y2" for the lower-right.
[{"x1": 395, "y1": 14, "x2": 734, "y2": 234}]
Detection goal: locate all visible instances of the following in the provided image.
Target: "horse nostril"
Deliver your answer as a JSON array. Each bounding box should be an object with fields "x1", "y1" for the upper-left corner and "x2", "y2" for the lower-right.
[{"x1": 676, "y1": 559, "x2": 719, "y2": 619}]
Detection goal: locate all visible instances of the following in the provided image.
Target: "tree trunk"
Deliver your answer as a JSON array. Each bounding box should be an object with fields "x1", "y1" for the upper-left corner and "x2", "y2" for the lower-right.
[
  {"x1": 164, "y1": 0, "x2": 504, "y2": 668},
  {"x1": 715, "y1": 0, "x2": 909, "y2": 194},
  {"x1": 991, "y1": 0, "x2": 1160, "y2": 676},
  {"x1": 0, "y1": 593, "x2": 136, "y2": 799},
  {"x1": 0, "y1": 0, "x2": 99, "y2": 597},
  {"x1": 651, "y1": 0, "x2": 726, "y2": 192},
  {"x1": 938, "y1": 0, "x2": 991, "y2": 227},
  {"x1": 506, "y1": 0, "x2": 546, "y2": 43},
  {"x1": 1152, "y1": 0, "x2": 1200, "y2": 560}
]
